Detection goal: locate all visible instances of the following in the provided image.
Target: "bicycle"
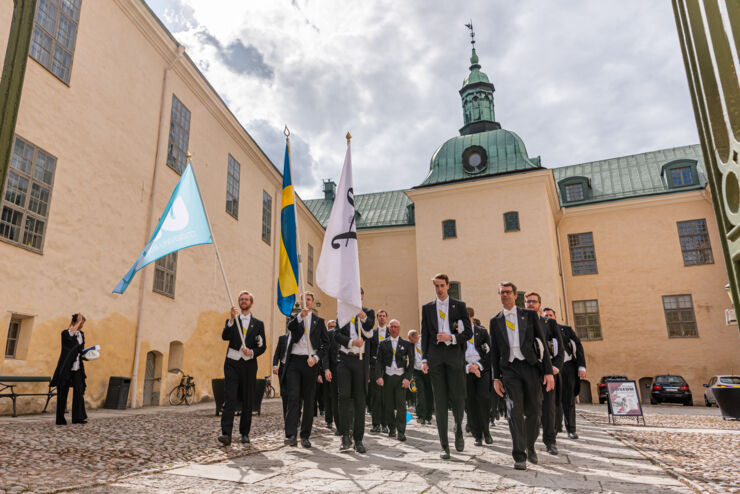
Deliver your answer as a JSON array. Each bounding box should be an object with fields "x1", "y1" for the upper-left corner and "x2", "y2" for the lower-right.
[
  {"x1": 168, "y1": 369, "x2": 195, "y2": 406},
  {"x1": 264, "y1": 376, "x2": 275, "y2": 399}
]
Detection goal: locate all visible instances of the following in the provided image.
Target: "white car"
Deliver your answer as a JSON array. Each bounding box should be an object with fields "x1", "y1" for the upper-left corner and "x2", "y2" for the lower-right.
[{"x1": 703, "y1": 375, "x2": 740, "y2": 407}]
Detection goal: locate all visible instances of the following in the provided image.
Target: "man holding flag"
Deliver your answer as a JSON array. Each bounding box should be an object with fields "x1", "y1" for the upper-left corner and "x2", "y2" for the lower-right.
[
  {"x1": 278, "y1": 132, "x2": 329, "y2": 448},
  {"x1": 316, "y1": 133, "x2": 373, "y2": 453}
]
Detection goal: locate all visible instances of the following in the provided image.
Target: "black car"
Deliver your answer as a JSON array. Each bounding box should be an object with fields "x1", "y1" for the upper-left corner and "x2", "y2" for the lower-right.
[
  {"x1": 651, "y1": 375, "x2": 693, "y2": 406},
  {"x1": 598, "y1": 375, "x2": 628, "y2": 404}
]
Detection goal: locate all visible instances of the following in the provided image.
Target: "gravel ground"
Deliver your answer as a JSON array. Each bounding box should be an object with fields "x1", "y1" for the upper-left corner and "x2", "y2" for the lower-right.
[
  {"x1": 0, "y1": 399, "x2": 289, "y2": 494},
  {"x1": 613, "y1": 429, "x2": 740, "y2": 494},
  {"x1": 577, "y1": 408, "x2": 740, "y2": 493},
  {"x1": 579, "y1": 408, "x2": 740, "y2": 430}
]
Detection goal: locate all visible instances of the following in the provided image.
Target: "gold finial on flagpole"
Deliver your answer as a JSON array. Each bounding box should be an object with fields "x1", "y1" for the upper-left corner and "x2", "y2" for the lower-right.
[
  {"x1": 186, "y1": 150, "x2": 192, "y2": 160},
  {"x1": 346, "y1": 132, "x2": 352, "y2": 142},
  {"x1": 284, "y1": 125, "x2": 290, "y2": 137}
]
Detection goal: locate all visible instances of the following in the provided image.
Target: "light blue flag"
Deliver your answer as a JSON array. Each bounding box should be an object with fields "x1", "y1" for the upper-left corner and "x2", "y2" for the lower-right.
[
  {"x1": 113, "y1": 162, "x2": 212, "y2": 294},
  {"x1": 406, "y1": 411, "x2": 413, "y2": 423}
]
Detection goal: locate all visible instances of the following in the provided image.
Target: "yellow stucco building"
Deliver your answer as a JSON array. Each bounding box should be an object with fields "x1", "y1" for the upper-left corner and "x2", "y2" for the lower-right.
[{"x1": 0, "y1": 1, "x2": 737, "y2": 414}]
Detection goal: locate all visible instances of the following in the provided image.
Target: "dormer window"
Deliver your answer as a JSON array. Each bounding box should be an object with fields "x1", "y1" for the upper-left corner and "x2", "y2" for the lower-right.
[
  {"x1": 558, "y1": 176, "x2": 591, "y2": 203},
  {"x1": 565, "y1": 183, "x2": 584, "y2": 202},
  {"x1": 661, "y1": 159, "x2": 699, "y2": 189}
]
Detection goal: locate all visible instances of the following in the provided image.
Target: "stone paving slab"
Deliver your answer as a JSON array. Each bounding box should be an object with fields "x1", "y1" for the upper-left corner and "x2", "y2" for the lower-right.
[{"x1": 74, "y1": 414, "x2": 693, "y2": 494}]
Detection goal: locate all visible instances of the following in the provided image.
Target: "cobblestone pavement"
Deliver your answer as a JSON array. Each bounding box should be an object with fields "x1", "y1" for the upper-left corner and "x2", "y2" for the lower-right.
[
  {"x1": 0, "y1": 400, "x2": 286, "y2": 494},
  {"x1": 577, "y1": 406, "x2": 740, "y2": 494},
  {"x1": 2, "y1": 401, "x2": 737, "y2": 493}
]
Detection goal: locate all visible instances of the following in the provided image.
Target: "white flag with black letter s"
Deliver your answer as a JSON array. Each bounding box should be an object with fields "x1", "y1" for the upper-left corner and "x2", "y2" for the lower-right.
[{"x1": 316, "y1": 139, "x2": 362, "y2": 327}]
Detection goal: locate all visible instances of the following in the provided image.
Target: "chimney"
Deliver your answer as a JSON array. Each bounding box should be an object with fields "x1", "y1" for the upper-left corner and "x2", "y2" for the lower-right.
[{"x1": 323, "y1": 179, "x2": 336, "y2": 201}]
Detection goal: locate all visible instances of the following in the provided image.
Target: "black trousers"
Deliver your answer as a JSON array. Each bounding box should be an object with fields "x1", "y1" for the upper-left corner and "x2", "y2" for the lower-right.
[
  {"x1": 285, "y1": 355, "x2": 318, "y2": 439},
  {"x1": 541, "y1": 372, "x2": 561, "y2": 446},
  {"x1": 502, "y1": 359, "x2": 542, "y2": 462},
  {"x1": 413, "y1": 369, "x2": 434, "y2": 420},
  {"x1": 560, "y1": 361, "x2": 578, "y2": 433},
  {"x1": 428, "y1": 345, "x2": 466, "y2": 449},
  {"x1": 221, "y1": 358, "x2": 257, "y2": 436},
  {"x1": 337, "y1": 353, "x2": 366, "y2": 442},
  {"x1": 465, "y1": 369, "x2": 491, "y2": 439},
  {"x1": 56, "y1": 370, "x2": 86, "y2": 425},
  {"x1": 383, "y1": 374, "x2": 408, "y2": 434},
  {"x1": 370, "y1": 378, "x2": 386, "y2": 427},
  {"x1": 324, "y1": 365, "x2": 339, "y2": 426}
]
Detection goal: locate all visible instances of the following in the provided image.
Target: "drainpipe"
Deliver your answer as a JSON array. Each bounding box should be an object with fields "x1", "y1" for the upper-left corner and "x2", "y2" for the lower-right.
[
  {"x1": 130, "y1": 44, "x2": 186, "y2": 408},
  {"x1": 555, "y1": 212, "x2": 570, "y2": 325}
]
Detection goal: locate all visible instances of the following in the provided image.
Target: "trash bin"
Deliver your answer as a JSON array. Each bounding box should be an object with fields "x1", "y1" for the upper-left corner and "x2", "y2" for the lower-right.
[{"x1": 104, "y1": 376, "x2": 131, "y2": 409}]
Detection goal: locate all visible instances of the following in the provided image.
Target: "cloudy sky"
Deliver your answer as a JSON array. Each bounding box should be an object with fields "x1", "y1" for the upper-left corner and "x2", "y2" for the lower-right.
[{"x1": 145, "y1": 0, "x2": 698, "y2": 199}]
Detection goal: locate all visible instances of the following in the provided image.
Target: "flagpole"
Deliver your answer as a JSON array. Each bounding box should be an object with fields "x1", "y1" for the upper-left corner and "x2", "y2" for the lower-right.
[
  {"x1": 285, "y1": 126, "x2": 313, "y2": 358},
  {"x1": 188, "y1": 152, "x2": 234, "y2": 307},
  {"x1": 343, "y1": 132, "x2": 362, "y2": 360}
]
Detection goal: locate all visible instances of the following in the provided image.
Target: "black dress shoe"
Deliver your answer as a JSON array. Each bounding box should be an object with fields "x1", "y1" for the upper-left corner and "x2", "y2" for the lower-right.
[
  {"x1": 527, "y1": 451, "x2": 538, "y2": 464},
  {"x1": 388, "y1": 428, "x2": 396, "y2": 438},
  {"x1": 440, "y1": 448, "x2": 451, "y2": 460},
  {"x1": 301, "y1": 438, "x2": 312, "y2": 448},
  {"x1": 484, "y1": 431, "x2": 493, "y2": 444},
  {"x1": 455, "y1": 428, "x2": 464, "y2": 452},
  {"x1": 241, "y1": 435, "x2": 250, "y2": 444},
  {"x1": 354, "y1": 441, "x2": 366, "y2": 453},
  {"x1": 381, "y1": 425, "x2": 389, "y2": 434},
  {"x1": 568, "y1": 432, "x2": 579, "y2": 440},
  {"x1": 474, "y1": 438, "x2": 483, "y2": 446},
  {"x1": 72, "y1": 420, "x2": 87, "y2": 424},
  {"x1": 340, "y1": 436, "x2": 353, "y2": 451},
  {"x1": 56, "y1": 421, "x2": 67, "y2": 426},
  {"x1": 546, "y1": 443, "x2": 559, "y2": 455},
  {"x1": 514, "y1": 460, "x2": 527, "y2": 470},
  {"x1": 398, "y1": 432, "x2": 406, "y2": 442},
  {"x1": 370, "y1": 425, "x2": 381, "y2": 433},
  {"x1": 285, "y1": 436, "x2": 298, "y2": 447},
  {"x1": 218, "y1": 434, "x2": 231, "y2": 446}
]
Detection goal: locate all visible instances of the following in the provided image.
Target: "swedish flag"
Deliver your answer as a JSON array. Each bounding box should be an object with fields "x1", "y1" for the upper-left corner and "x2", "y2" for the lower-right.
[{"x1": 277, "y1": 144, "x2": 300, "y2": 316}]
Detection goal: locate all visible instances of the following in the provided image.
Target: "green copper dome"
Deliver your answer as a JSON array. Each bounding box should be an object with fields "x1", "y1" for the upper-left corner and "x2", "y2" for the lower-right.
[
  {"x1": 417, "y1": 46, "x2": 541, "y2": 188},
  {"x1": 420, "y1": 129, "x2": 541, "y2": 186}
]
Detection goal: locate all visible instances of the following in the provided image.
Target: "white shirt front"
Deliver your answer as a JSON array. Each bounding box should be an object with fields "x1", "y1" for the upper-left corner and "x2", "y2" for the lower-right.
[
  {"x1": 465, "y1": 332, "x2": 482, "y2": 373},
  {"x1": 69, "y1": 330, "x2": 82, "y2": 371},
  {"x1": 503, "y1": 308, "x2": 525, "y2": 362},
  {"x1": 385, "y1": 337, "x2": 404, "y2": 376},
  {"x1": 436, "y1": 297, "x2": 457, "y2": 346},
  {"x1": 413, "y1": 338, "x2": 423, "y2": 370},
  {"x1": 293, "y1": 313, "x2": 316, "y2": 359},
  {"x1": 227, "y1": 313, "x2": 254, "y2": 361}
]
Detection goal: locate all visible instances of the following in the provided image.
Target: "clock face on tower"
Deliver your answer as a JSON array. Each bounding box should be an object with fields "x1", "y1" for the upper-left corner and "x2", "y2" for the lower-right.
[{"x1": 462, "y1": 145, "x2": 488, "y2": 174}]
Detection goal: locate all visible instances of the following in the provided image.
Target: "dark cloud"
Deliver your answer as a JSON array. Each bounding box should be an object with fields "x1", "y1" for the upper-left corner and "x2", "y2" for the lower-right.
[{"x1": 195, "y1": 29, "x2": 274, "y2": 81}]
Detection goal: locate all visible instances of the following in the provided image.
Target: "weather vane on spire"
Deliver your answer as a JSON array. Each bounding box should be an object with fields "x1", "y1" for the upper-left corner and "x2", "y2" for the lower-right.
[{"x1": 465, "y1": 20, "x2": 475, "y2": 47}]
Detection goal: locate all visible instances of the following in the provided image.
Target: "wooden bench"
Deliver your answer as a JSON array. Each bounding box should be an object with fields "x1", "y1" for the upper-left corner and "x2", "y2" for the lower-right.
[{"x1": 0, "y1": 376, "x2": 57, "y2": 417}]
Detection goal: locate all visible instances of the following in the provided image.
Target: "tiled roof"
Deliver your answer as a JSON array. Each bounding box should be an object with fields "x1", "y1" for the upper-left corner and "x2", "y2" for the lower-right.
[
  {"x1": 552, "y1": 144, "x2": 707, "y2": 206},
  {"x1": 304, "y1": 189, "x2": 414, "y2": 229}
]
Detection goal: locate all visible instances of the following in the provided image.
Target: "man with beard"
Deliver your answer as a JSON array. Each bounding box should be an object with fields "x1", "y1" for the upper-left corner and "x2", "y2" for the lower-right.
[
  {"x1": 375, "y1": 319, "x2": 413, "y2": 441},
  {"x1": 218, "y1": 291, "x2": 267, "y2": 446}
]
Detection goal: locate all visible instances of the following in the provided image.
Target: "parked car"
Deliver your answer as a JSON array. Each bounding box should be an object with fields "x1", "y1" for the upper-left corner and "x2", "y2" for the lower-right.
[
  {"x1": 703, "y1": 375, "x2": 740, "y2": 407},
  {"x1": 598, "y1": 375, "x2": 628, "y2": 404},
  {"x1": 651, "y1": 375, "x2": 692, "y2": 405}
]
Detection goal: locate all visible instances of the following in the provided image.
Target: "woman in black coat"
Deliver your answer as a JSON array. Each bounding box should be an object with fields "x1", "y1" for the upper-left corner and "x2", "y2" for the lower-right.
[{"x1": 51, "y1": 313, "x2": 88, "y2": 425}]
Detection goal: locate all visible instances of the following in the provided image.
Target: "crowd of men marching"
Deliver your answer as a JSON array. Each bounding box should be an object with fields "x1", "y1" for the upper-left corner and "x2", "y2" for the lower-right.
[{"x1": 217, "y1": 274, "x2": 586, "y2": 471}]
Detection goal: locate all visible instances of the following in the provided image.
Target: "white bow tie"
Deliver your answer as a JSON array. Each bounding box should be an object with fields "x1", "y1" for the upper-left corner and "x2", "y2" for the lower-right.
[{"x1": 503, "y1": 309, "x2": 517, "y2": 317}]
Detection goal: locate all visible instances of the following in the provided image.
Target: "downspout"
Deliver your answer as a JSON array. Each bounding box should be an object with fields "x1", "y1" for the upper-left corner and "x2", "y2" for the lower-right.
[
  {"x1": 130, "y1": 44, "x2": 186, "y2": 408},
  {"x1": 555, "y1": 212, "x2": 570, "y2": 325}
]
